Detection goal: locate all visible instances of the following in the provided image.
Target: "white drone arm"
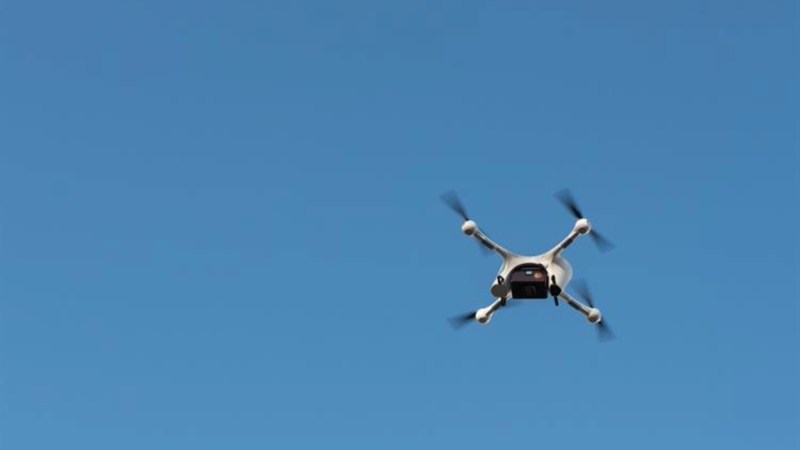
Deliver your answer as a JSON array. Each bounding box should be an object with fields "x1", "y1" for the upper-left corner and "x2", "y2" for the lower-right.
[
  {"x1": 558, "y1": 290, "x2": 590, "y2": 315},
  {"x1": 475, "y1": 297, "x2": 511, "y2": 324},
  {"x1": 547, "y1": 218, "x2": 591, "y2": 258},
  {"x1": 461, "y1": 220, "x2": 511, "y2": 258},
  {"x1": 558, "y1": 290, "x2": 602, "y2": 324}
]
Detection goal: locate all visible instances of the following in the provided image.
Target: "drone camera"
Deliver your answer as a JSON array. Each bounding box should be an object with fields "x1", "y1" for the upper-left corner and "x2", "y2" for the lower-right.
[{"x1": 509, "y1": 264, "x2": 549, "y2": 299}]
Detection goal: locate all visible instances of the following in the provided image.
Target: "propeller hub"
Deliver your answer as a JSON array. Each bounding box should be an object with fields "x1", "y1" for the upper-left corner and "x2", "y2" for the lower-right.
[
  {"x1": 476, "y1": 307, "x2": 492, "y2": 324},
  {"x1": 575, "y1": 218, "x2": 591, "y2": 235},
  {"x1": 461, "y1": 220, "x2": 478, "y2": 236},
  {"x1": 587, "y1": 308, "x2": 602, "y2": 324}
]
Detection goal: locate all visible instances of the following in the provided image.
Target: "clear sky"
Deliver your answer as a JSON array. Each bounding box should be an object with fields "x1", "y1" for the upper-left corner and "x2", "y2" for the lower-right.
[{"x1": 1, "y1": 1, "x2": 798, "y2": 449}]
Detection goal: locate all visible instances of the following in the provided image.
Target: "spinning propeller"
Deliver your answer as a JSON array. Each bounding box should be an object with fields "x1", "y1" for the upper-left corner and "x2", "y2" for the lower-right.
[
  {"x1": 447, "y1": 311, "x2": 478, "y2": 330},
  {"x1": 441, "y1": 190, "x2": 471, "y2": 222},
  {"x1": 555, "y1": 189, "x2": 614, "y2": 252},
  {"x1": 441, "y1": 190, "x2": 493, "y2": 255},
  {"x1": 447, "y1": 300, "x2": 523, "y2": 330},
  {"x1": 443, "y1": 189, "x2": 618, "y2": 338},
  {"x1": 572, "y1": 279, "x2": 615, "y2": 341}
]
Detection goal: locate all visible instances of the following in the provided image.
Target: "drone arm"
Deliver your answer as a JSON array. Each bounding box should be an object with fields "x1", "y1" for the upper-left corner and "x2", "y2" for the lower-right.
[
  {"x1": 461, "y1": 220, "x2": 511, "y2": 257},
  {"x1": 486, "y1": 297, "x2": 506, "y2": 314},
  {"x1": 474, "y1": 297, "x2": 512, "y2": 324},
  {"x1": 549, "y1": 230, "x2": 580, "y2": 257},
  {"x1": 557, "y1": 290, "x2": 592, "y2": 318},
  {"x1": 547, "y1": 219, "x2": 590, "y2": 258},
  {"x1": 472, "y1": 229, "x2": 511, "y2": 257}
]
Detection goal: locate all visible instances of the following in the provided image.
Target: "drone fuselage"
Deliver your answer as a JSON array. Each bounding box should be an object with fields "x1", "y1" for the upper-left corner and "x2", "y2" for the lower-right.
[
  {"x1": 463, "y1": 218, "x2": 601, "y2": 325},
  {"x1": 461, "y1": 219, "x2": 581, "y2": 299},
  {"x1": 445, "y1": 190, "x2": 613, "y2": 336},
  {"x1": 491, "y1": 252, "x2": 573, "y2": 299}
]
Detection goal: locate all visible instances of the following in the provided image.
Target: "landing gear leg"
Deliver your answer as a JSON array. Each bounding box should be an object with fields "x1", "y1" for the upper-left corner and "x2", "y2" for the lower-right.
[{"x1": 549, "y1": 275, "x2": 561, "y2": 307}]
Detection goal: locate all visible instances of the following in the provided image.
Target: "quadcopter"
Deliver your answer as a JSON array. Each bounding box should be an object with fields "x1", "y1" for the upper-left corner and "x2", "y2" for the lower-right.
[{"x1": 444, "y1": 189, "x2": 615, "y2": 340}]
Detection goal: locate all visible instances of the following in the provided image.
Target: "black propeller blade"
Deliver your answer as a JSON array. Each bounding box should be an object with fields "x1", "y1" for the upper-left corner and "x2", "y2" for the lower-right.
[
  {"x1": 589, "y1": 229, "x2": 615, "y2": 253},
  {"x1": 441, "y1": 190, "x2": 470, "y2": 222},
  {"x1": 555, "y1": 189, "x2": 614, "y2": 253},
  {"x1": 572, "y1": 279, "x2": 615, "y2": 341},
  {"x1": 555, "y1": 189, "x2": 584, "y2": 220},
  {"x1": 447, "y1": 311, "x2": 477, "y2": 330},
  {"x1": 441, "y1": 190, "x2": 492, "y2": 256}
]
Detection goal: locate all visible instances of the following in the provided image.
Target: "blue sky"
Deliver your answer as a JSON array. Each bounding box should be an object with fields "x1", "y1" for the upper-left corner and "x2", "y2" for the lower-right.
[{"x1": 1, "y1": 1, "x2": 797, "y2": 449}]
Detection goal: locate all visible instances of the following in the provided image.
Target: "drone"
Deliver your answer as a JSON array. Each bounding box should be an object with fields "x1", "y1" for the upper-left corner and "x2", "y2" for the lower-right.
[{"x1": 444, "y1": 189, "x2": 615, "y2": 340}]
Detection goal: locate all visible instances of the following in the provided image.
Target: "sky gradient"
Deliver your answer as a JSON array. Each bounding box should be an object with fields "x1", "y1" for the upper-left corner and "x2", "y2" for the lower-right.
[{"x1": 1, "y1": 1, "x2": 798, "y2": 449}]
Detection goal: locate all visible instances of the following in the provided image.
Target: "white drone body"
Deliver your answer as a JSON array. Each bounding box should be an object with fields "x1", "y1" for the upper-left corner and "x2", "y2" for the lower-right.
[{"x1": 445, "y1": 190, "x2": 613, "y2": 339}]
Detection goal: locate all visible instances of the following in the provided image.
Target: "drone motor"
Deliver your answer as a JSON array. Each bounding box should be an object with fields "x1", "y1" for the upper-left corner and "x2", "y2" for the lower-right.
[
  {"x1": 587, "y1": 308, "x2": 602, "y2": 324},
  {"x1": 461, "y1": 220, "x2": 477, "y2": 236},
  {"x1": 475, "y1": 307, "x2": 492, "y2": 324}
]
